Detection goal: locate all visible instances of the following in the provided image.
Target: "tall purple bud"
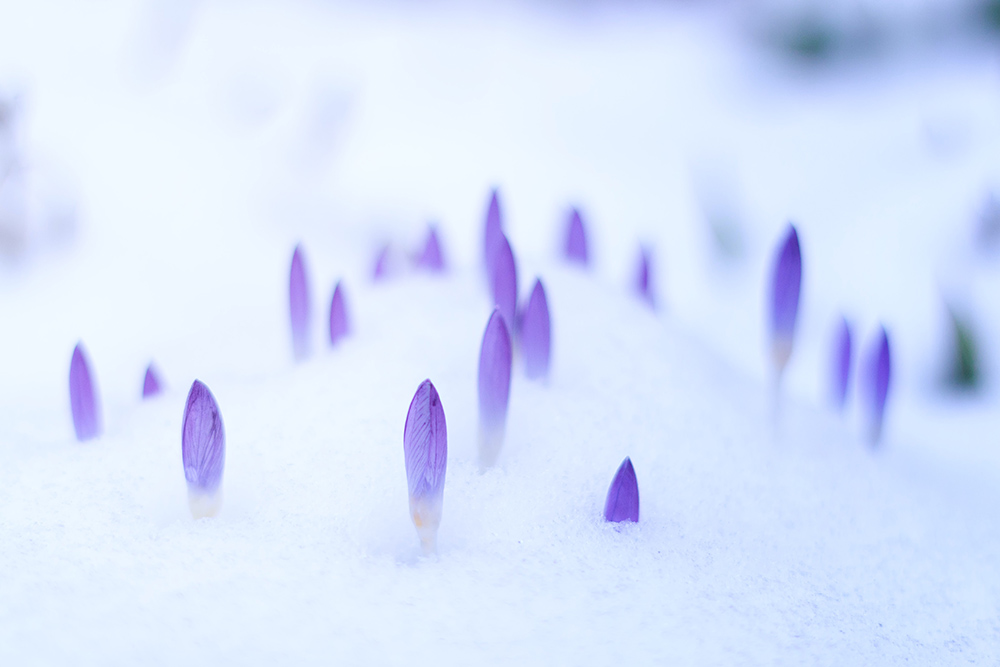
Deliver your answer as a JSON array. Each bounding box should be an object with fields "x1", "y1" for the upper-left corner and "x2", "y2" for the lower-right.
[
  {"x1": 478, "y1": 309, "x2": 512, "y2": 469},
  {"x1": 329, "y1": 280, "x2": 350, "y2": 346},
  {"x1": 69, "y1": 342, "x2": 101, "y2": 441},
  {"x1": 182, "y1": 380, "x2": 226, "y2": 518},
  {"x1": 289, "y1": 244, "x2": 311, "y2": 362},
  {"x1": 491, "y1": 233, "x2": 518, "y2": 331},
  {"x1": 143, "y1": 363, "x2": 163, "y2": 399},
  {"x1": 635, "y1": 245, "x2": 654, "y2": 308},
  {"x1": 831, "y1": 317, "x2": 852, "y2": 410},
  {"x1": 564, "y1": 208, "x2": 589, "y2": 265},
  {"x1": 484, "y1": 189, "x2": 503, "y2": 281},
  {"x1": 768, "y1": 224, "x2": 802, "y2": 377},
  {"x1": 417, "y1": 225, "x2": 445, "y2": 272},
  {"x1": 865, "y1": 326, "x2": 891, "y2": 445},
  {"x1": 403, "y1": 379, "x2": 448, "y2": 553},
  {"x1": 521, "y1": 278, "x2": 551, "y2": 380},
  {"x1": 604, "y1": 457, "x2": 639, "y2": 523}
]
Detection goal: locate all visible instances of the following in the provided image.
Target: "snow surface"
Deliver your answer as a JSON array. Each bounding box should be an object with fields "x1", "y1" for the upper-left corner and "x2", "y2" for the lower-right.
[{"x1": 0, "y1": 0, "x2": 998, "y2": 664}]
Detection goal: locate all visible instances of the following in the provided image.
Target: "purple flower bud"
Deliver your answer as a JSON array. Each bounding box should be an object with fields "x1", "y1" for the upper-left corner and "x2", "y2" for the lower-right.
[
  {"x1": 373, "y1": 244, "x2": 390, "y2": 281},
  {"x1": 182, "y1": 380, "x2": 226, "y2": 518},
  {"x1": 484, "y1": 189, "x2": 503, "y2": 280},
  {"x1": 521, "y1": 278, "x2": 551, "y2": 380},
  {"x1": 403, "y1": 379, "x2": 447, "y2": 553},
  {"x1": 478, "y1": 309, "x2": 512, "y2": 468},
  {"x1": 865, "y1": 326, "x2": 891, "y2": 445},
  {"x1": 289, "y1": 244, "x2": 311, "y2": 362},
  {"x1": 328, "y1": 280, "x2": 350, "y2": 346},
  {"x1": 417, "y1": 225, "x2": 445, "y2": 272},
  {"x1": 142, "y1": 363, "x2": 163, "y2": 399},
  {"x1": 769, "y1": 224, "x2": 802, "y2": 376},
  {"x1": 635, "y1": 245, "x2": 654, "y2": 308},
  {"x1": 69, "y1": 342, "x2": 101, "y2": 441},
  {"x1": 564, "y1": 208, "x2": 589, "y2": 265},
  {"x1": 604, "y1": 457, "x2": 639, "y2": 523},
  {"x1": 831, "y1": 317, "x2": 852, "y2": 410},
  {"x1": 491, "y1": 233, "x2": 518, "y2": 331}
]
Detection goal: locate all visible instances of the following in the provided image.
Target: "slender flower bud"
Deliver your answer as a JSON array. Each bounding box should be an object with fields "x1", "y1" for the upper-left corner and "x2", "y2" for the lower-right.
[
  {"x1": 521, "y1": 278, "x2": 551, "y2": 380},
  {"x1": 417, "y1": 225, "x2": 445, "y2": 272},
  {"x1": 865, "y1": 326, "x2": 891, "y2": 445},
  {"x1": 143, "y1": 363, "x2": 164, "y2": 399},
  {"x1": 403, "y1": 379, "x2": 448, "y2": 553},
  {"x1": 373, "y1": 244, "x2": 390, "y2": 281},
  {"x1": 564, "y1": 208, "x2": 589, "y2": 265},
  {"x1": 329, "y1": 280, "x2": 350, "y2": 346},
  {"x1": 478, "y1": 309, "x2": 512, "y2": 469},
  {"x1": 182, "y1": 380, "x2": 226, "y2": 518},
  {"x1": 635, "y1": 245, "x2": 654, "y2": 308},
  {"x1": 491, "y1": 233, "x2": 518, "y2": 331},
  {"x1": 831, "y1": 317, "x2": 851, "y2": 410},
  {"x1": 69, "y1": 342, "x2": 101, "y2": 441},
  {"x1": 604, "y1": 457, "x2": 639, "y2": 523},
  {"x1": 484, "y1": 189, "x2": 503, "y2": 281},
  {"x1": 768, "y1": 224, "x2": 802, "y2": 377},
  {"x1": 289, "y1": 244, "x2": 311, "y2": 362}
]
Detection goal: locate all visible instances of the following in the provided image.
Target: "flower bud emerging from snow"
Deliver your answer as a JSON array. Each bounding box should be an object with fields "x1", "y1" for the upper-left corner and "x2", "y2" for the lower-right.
[
  {"x1": 865, "y1": 326, "x2": 891, "y2": 445},
  {"x1": 831, "y1": 317, "x2": 851, "y2": 410},
  {"x1": 484, "y1": 188, "x2": 503, "y2": 280},
  {"x1": 564, "y1": 208, "x2": 589, "y2": 265},
  {"x1": 403, "y1": 379, "x2": 447, "y2": 553},
  {"x1": 69, "y1": 342, "x2": 101, "y2": 441},
  {"x1": 182, "y1": 380, "x2": 226, "y2": 518},
  {"x1": 768, "y1": 224, "x2": 801, "y2": 377},
  {"x1": 143, "y1": 363, "x2": 163, "y2": 399},
  {"x1": 329, "y1": 280, "x2": 350, "y2": 346},
  {"x1": 289, "y1": 244, "x2": 311, "y2": 362},
  {"x1": 635, "y1": 245, "x2": 654, "y2": 308},
  {"x1": 478, "y1": 309, "x2": 512, "y2": 469},
  {"x1": 604, "y1": 457, "x2": 639, "y2": 523},
  {"x1": 417, "y1": 225, "x2": 445, "y2": 272},
  {"x1": 521, "y1": 278, "x2": 551, "y2": 380},
  {"x1": 373, "y1": 244, "x2": 390, "y2": 281},
  {"x1": 491, "y1": 233, "x2": 518, "y2": 331}
]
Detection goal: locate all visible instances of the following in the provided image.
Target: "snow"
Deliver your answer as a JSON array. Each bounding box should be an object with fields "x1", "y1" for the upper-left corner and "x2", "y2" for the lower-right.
[{"x1": 0, "y1": 0, "x2": 998, "y2": 663}]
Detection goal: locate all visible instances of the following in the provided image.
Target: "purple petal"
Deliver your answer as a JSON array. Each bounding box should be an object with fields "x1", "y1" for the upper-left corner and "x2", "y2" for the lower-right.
[
  {"x1": 491, "y1": 233, "x2": 518, "y2": 331},
  {"x1": 417, "y1": 225, "x2": 445, "y2": 272},
  {"x1": 564, "y1": 208, "x2": 589, "y2": 265},
  {"x1": 182, "y1": 380, "x2": 226, "y2": 496},
  {"x1": 769, "y1": 224, "x2": 802, "y2": 374},
  {"x1": 289, "y1": 244, "x2": 311, "y2": 362},
  {"x1": 604, "y1": 457, "x2": 639, "y2": 523},
  {"x1": 329, "y1": 280, "x2": 350, "y2": 346},
  {"x1": 478, "y1": 309, "x2": 512, "y2": 467},
  {"x1": 484, "y1": 188, "x2": 503, "y2": 281},
  {"x1": 404, "y1": 379, "x2": 448, "y2": 553},
  {"x1": 69, "y1": 342, "x2": 101, "y2": 441},
  {"x1": 635, "y1": 245, "x2": 654, "y2": 307},
  {"x1": 521, "y1": 278, "x2": 551, "y2": 380},
  {"x1": 142, "y1": 363, "x2": 163, "y2": 399},
  {"x1": 832, "y1": 317, "x2": 852, "y2": 410},
  {"x1": 373, "y1": 244, "x2": 390, "y2": 281},
  {"x1": 866, "y1": 326, "x2": 891, "y2": 445}
]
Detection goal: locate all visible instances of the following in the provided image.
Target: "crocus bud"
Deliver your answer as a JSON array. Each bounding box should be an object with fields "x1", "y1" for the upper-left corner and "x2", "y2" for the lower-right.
[
  {"x1": 491, "y1": 233, "x2": 518, "y2": 332},
  {"x1": 635, "y1": 245, "x2": 654, "y2": 308},
  {"x1": 478, "y1": 309, "x2": 512, "y2": 469},
  {"x1": 143, "y1": 363, "x2": 164, "y2": 399},
  {"x1": 417, "y1": 225, "x2": 445, "y2": 272},
  {"x1": 373, "y1": 244, "x2": 390, "y2": 281},
  {"x1": 329, "y1": 280, "x2": 350, "y2": 346},
  {"x1": 864, "y1": 326, "x2": 891, "y2": 445},
  {"x1": 831, "y1": 317, "x2": 851, "y2": 410},
  {"x1": 768, "y1": 224, "x2": 801, "y2": 377},
  {"x1": 69, "y1": 342, "x2": 101, "y2": 441},
  {"x1": 289, "y1": 244, "x2": 311, "y2": 362},
  {"x1": 403, "y1": 379, "x2": 448, "y2": 553},
  {"x1": 520, "y1": 278, "x2": 551, "y2": 380},
  {"x1": 484, "y1": 189, "x2": 502, "y2": 280},
  {"x1": 182, "y1": 380, "x2": 226, "y2": 518},
  {"x1": 564, "y1": 208, "x2": 589, "y2": 265},
  {"x1": 604, "y1": 457, "x2": 639, "y2": 523}
]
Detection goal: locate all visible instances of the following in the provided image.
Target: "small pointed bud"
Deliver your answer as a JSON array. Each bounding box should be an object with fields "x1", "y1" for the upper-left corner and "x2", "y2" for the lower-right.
[
  {"x1": 491, "y1": 233, "x2": 518, "y2": 331},
  {"x1": 143, "y1": 363, "x2": 164, "y2": 399},
  {"x1": 831, "y1": 317, "x2": 852, "y2": 410},
  {"x1": 484, "y1": 189, "x2": 503, "y2": 280},
  {"x1": 289, "y1": 244, "x2": 311, "y2": 362},
  {"x1": 373, "y1": 244, "x2": 390, "y2": 281},
  {"x1": 769, "y1": 224, "x2": 802, "y2": 376},
  {"x1": 69, "y1": 342, "x2": 101, "y2": 441},
  {"x1": 403, "y1": 379, "x2": 448, "y2": 553},
  {"x1": 417, "y1": 225, "x2": 445, "y2": 272},
  {"x1": 329, "y1": 280, "x2": 350, "y2": 346},
  {"x1": 478, "y1": 309, "x2": 512, "y2": 469},
  {"x1": 564, "y1": 208, "x2": 589, "y2": 265},
  {"x1": 521, "y1": 278, "x2": 551, "y2": 380},
  {"x1": 864, "y1": 326, "x2": 891, "y2": 445},
  {"x1": 635, "y1": 245, "x2": 654, "y2": 307},
  {"x1": 604, "y1": 457, "x2": 639, "y2": 523},
  {"x1": 182, "y1": 380, "x2": 226, "y2": 518}
]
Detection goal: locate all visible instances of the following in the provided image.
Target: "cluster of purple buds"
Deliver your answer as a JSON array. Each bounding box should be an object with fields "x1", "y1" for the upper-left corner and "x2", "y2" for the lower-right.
[
  {"x1": 604, "y1": 457, "x2": 639, "y2": 523},
  {"x1": 564, "y1": 208, "x2": 589, "y2": 265},
  {"x1": 143, "y1": 363, "x2": 164, "y2": 399},
  {"x1": 69, "y1": 342, "x2": 101, "y2": 441},
  {"x1": 768, "y1": 224, "x2": 801, "y2": 379},
  {"x1": 520, "y1": 278, "x2": 551, "y2": 380},
  {"x1": 289, "y1": 244, "x2": 312, "y2": 362},
  {"x1": 478, "y1": 309, "x2": 512, "y2": 469},
  {"x1": 864, "y1": 326, "x2": 891, "y2": 445},
  {"x1": 403, "y1": 379, "x2": 448, "y2": 553},
  {"x1": 182, "y1": 379, "x2": 226, "y2": 518}
]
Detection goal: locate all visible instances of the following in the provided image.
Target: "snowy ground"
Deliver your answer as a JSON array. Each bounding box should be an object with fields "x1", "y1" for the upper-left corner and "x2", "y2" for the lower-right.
[{"x1": 0, "y1": 0, "x2": 998, "y2": 664}]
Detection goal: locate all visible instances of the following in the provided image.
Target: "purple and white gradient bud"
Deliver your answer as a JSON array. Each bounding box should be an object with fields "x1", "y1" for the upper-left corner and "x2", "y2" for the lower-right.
[
  {"x1": 635, "y1": 245, "x2": 654, "y2": 308},
  {"x1": 832, "y1": 317, "x2": 852, "y2": 410},
  {"x1": 865, "y1": 326, "x2": 892, "y2": 445},
  {"x1": 182, "y1": 380, "x2": 226, "y2": 518},
  {"x1": 329, "y1": 280, "x2": 350, "y2": 346},
  {"x1": 478, "y1": 309, "x2": 512, "y2": 469},
  {"x1": 142, "y1": 363, "x2": 163, "y2": 399},
  {"x1": 373, "y1": 244, "x2": 390, "y2": 281},
  {"x1": 69, "y1": 342, "x2": 101, "y2": 441},
  {"x1": 491, "y1": 233, "x2": 518, "y2": 331},
  {"x1": 403, "y1": 379, "x2": 448, "y2": 553},
  {"x1": 289, "y1": 244, "x2": 311, "y2": 362},
  {"x1": 604, "y1": 457, "x2": 639, "y2": 523},
  {"x1": 768, "y1": 224, "x2": 801, "y2": 377},
  {"x1": 484, "y1": 188, "x2": 503, "y2": 281},
  {"x1": 521, "y1": 278, "x2": 551, "y2": 380},
  {"x1": 417, "y1": 225, "x2": 445, "y2": 272},
  {"x1": 564, "y1": 208, "x2": 589, "y2": 265}
]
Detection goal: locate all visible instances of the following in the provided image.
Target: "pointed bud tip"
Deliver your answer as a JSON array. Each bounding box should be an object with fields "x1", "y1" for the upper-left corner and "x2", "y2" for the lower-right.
[
  {"x1": 289, "y1": 244, "x2": 311, "y2": 361},
  {"x1": 565, "y1": 208, "x2": 589, "y2": 264},
  {"x1": 69, "y1": 342, "x2": 101, "y2": 441},
  {"x1": 604, "y1": 457, "x2": 639, "y2": 523},
  {"x1": 521, "y1": 278, "x2": 551, "y2": 380},
  {"x1": 329, "y1": 280, "x2": 350, "y2": 345},
  {"x1": 143, "y1": 363, "x2": 163, "y2": 399},
  {"x1": 182, "y1": 379, "x2": 226, "y2": 496},
  {"x1": 769, "y1": 223, "x2": 802, "y2": 374}
]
